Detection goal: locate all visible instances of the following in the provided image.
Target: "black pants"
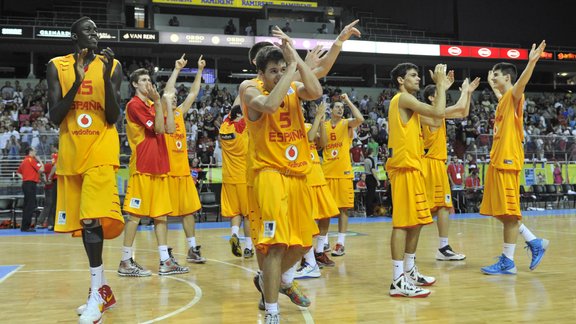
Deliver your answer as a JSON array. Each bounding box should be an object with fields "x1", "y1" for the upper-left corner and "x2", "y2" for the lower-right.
[
  {"x1": 38, "y1": 182, "x2": 57, "y2": 227},
  {"x1": 21, "y1": 181, "x2": 37, "y2": 231},
  {"x1": 366, "y1": 175, "x2": 378, "y2": 216}
]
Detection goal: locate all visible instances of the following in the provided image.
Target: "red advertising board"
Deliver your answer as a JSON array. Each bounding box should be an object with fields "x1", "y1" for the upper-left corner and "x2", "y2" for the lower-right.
[
  {"x1": 440, "y1": 45, "x2": 470, "y2": 57},
  {"x1": 499, "y1": 48, "x2": 528, "y2": 60}
]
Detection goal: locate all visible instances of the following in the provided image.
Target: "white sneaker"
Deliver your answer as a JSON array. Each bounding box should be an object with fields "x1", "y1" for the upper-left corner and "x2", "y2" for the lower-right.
[
  {"x1": 436, "y1": 245, "x2": 466, "y2": 261},
  {"x1": 389, "y1": 274, "x2": 430, "y2": 298},
  {"x1": 78, "y1": 293, "x2": 103, "y2": 324},
  {"x1": 294, "y1": 262, "x2": 321, "y2": 279},
  {"x1": 265, "y1": 313, "x2": 280, "y2": 324},
  {"x1": 406, "y1": 266, "x2": 436, "y2": 286}
]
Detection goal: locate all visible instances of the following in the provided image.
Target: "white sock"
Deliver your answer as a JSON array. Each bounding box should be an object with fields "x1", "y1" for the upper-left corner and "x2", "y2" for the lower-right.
[
  {"x1": 337, "y1": 232, "x2": 346, "y2": 245},
  {"x1": 265, "y1": 302, "x2": 279, "y2": 314},
  {"x1": 393, "y1": 260, "x2": 404, "y2": 280},
  {"x1": 404, "y1": 253, "x2": 416, "y2": 272},
  {"x1": 324, "y1": 234, "x2": 329, "y2": 246},
  {"x1": 90, "y1": 265, "x2": 103, "y2": 292},
  {"x1": 519, "y1": 223, "x2": 537, "y2": 242},
  {"x1": 159, "y1": 245, "x2": 170, "y2": 262},
  {"x1": 101, "y1": 267, "x2": 107, "y2": 286},
  {"x1": 245, "y1": 236, "x2": 253, "y2": 250},
  {"x1": 281, "y1": 262, "x2": 298, "y2": 287},
  {"x1": 439, "y1": 237, "x2": 449, "y2": 249},
  {"x1": 231, "y1": 225, "x2": 240, "y2": 237},
  {"x1": 121, "y1": 246, "x2": 132, "y2": 262},
  {"x1": 303, "y1": 248, "x2": 317, "y2": 267},
  {"x1": 315, "y1": 235, "x2": 326, "y2": 253},
  {"x1": 503, "y1": 243, "x2": 516, "y2": 260},
  {"x1": 187, "y1": 237, "x2": 196, "y2": 249}
]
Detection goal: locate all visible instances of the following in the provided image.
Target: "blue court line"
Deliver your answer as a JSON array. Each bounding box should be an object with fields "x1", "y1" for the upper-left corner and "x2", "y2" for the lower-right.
[{"x1": 1, "y1": 209, "x2": 575, "y2": 237}]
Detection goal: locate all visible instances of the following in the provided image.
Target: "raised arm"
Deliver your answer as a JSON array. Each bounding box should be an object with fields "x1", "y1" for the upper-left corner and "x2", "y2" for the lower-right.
[
  {"x1": 180, "y1": 55, "x2": 206, "y2": 112},
  {"x1": 400, "y1": 64, "x2": 448, "y2": 119},
  {"x1": 445, "y1": 77, "x2": 481, "y2": 119},
  {"x1": 163, "y1": 92, "x2": 176, "y2": 134},
  {"x1": 512, "y1": 40, "x2": 546, "y2": 102},
  {"x1": 47, "y1": 49, "x2": 87, "y2": 125},
  {"x1": 341, "y1": 93, "x2": 364, "y2": 128},
  {"x1": 308, "y1": 101, "x2": 326, "y2": 143},
  {"x1": 165, "y1": 53, "x2": 187, "y2": 95},
  {"x1": 100, "y1": 47, "x2": 122, "y2": 124},
  {"x1": 312, "y1": 20, "x2": 361, "y2": 78}
]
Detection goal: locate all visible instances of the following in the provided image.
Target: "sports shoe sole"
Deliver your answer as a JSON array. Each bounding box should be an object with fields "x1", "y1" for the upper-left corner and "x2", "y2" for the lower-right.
[
  {"x1": 187, "y1": 258, "x2": 207, "y2": 264},
  {"x1": 230, "y1": 236, "x2": 242, "y2": 257},
  {"x1": 117, "y1": 272, "x2": 152, "y2": 277},
  {"x1": 436, "y1": 254, "x2": 466, "y2": 261},
  {"x1": 159, "y1": 269, "x2": 189, "y2": 276},
  {"x1": 389, "y1": 291, "x2": 431, "y2": 298}
]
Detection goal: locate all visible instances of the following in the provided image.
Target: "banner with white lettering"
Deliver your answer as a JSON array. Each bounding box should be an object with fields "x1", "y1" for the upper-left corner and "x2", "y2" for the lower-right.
[
  {"x1": 0, "y1": 26, "x2": 33, "y2": 38},
  {"x1": 152, "y1": 0, "x2": 317, "y2": 9},
  {"x1": 160, "y1": 32, "x2": 253, "y2": 47},
  {"x1": 119, "y1": 30, "x2": 159, "y2": 43}
]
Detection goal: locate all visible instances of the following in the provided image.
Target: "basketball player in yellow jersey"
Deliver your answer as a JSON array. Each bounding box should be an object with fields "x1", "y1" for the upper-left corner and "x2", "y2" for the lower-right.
[
  {"x1": 386, "y1": 63, "x2": 449, "y2": 298},
  {"x1": 219, "y1": 105, "x2": 253, "y2": 258},
  {"x1": 47, "y1": 16, "x2": 124, "y2": 323},
  {"x1": 240, "y1": 42, "x2": 322, "y2": 322},
  {"x1": 421, "y1": 75, "x2": 480, "y2": 261},
  {"x1": 480, "y1": 41, "x2": 549, "y2": 275},
  {"x1": 322, "y1": 93, "x2": 364, "y2": 256},
  {"x1": 296, "y1": 101, "x2": 340, "y2": 279},
  {"x1": 162, "y1": 54, "x2": 206, "y2": 263}
]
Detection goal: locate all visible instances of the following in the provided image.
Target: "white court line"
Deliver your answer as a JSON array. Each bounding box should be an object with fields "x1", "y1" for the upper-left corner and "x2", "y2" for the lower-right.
[
  {"x1": 0, "y1": 264, "x2": 23, "y2": 284},
  {"x1": 1, "y1": 242, "x2": 315, "y2": 324},
  {"x1": 16, "y1": 269, "x2": 201, "y2": 323}
]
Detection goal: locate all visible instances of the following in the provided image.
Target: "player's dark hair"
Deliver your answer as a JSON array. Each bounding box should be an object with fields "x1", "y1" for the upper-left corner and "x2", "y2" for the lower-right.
[
  {"x1": 390, "y1": 63, "x2": 419, "y2": 88},
  {"x1": 492, "y1": 62, "x2": 517, "y2": 83},
  {"x1": 255, "y1": 46, "x2": 284, "y2": 73}
]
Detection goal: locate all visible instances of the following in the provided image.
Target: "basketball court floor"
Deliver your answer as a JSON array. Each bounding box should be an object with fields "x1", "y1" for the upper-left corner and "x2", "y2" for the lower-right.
[{"x1": 0, "y1": 210, "x2": 574, "y2": 323}]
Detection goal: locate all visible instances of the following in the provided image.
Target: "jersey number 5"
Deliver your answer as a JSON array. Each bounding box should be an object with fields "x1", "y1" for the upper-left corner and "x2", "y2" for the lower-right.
[
  {"x1": 77, "y1": 80, "x2": 93, "y2": 95},
  {"x1": 279, "y1": 112, "x2": 291, "y2": 128}
]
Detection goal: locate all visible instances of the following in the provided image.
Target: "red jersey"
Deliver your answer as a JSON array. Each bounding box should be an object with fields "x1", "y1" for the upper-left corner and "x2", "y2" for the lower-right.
[
  {"x1": 447, "y1": 162, "x2": 464, "y2": 185},
  {"x1": 18, "y1": 156, "x2": 42, "y2": 182},
  {"x1": 125, "y1": 96, "x2": 170, "y2": 175}
]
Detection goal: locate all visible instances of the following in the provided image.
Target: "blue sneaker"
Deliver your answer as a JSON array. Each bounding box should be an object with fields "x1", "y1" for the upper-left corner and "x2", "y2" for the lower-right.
[
  {"x1": 481, "y1": 255, "x2": 517, "y2": 275},
  {"x1": 525, "y1": 238, "x2": 549, "y2": 271}
]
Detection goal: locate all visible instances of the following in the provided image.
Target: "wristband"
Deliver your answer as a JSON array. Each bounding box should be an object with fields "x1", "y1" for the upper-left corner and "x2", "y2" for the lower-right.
[{"x1": 334, "y1": 39, "x2": 343, "y2": 47}]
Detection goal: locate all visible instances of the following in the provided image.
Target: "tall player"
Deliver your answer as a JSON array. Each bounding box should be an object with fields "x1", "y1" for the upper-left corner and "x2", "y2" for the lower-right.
[
  {"x1": 421, "y1": 75, "x2": 480, "y2": 261},
  {"x1": 240, "y1": 41, "x2": 322, "y2": 323},
  {"x1": 322, "y1": 93, "x2": 364, "y2": 256},
  {"x1": 296, "y1": 101, "x2": 340, "y2": 278},
  {"x1": 163, "y1": 54, "x2": 206, "y2": 263},
  {"x1": 119, "y1": 68, "x2": 189, "y2": 276},
  {"x1": 47, "y1": 16, "x2": 125, "y2": 323},
  {"x1": 387, "y1": 63, "x2": 448, "y2": 298},
  {"x1": 219, "y1": 104, "x2": 253, "y2": 258},
  {"x1": 480, "y1": 41, "x2": 549, "y2": 275}
]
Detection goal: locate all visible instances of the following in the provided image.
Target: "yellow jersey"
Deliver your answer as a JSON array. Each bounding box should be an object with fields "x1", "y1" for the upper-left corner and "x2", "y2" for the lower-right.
[
  {"x1": 51, "y1": 53, "x2": 120, "y2": 175},
  {"x1": 386, "y1": 93, "x2": 424, "y2": 171},
  {"x1": 422, "y1": 121, "x2": 447, "y2": 161},
  {"x1": 322, "y1": 119, "x2": 353, "y2": 179},
  {"x1": 245, "y1": 80, "x2": 311, "y2": 176},
  {"x1": 490, "y1": 89, "x2": 524, "y2": 171},
  {"x1": 220, "y1": 118, "x2": 248, "y2": 184},
  {"x1": 305, "y1": 123, "x2": 327, "y2": 186},
  {"x1": 165, "y1": 107, "x2": 190, "y2": 176}
]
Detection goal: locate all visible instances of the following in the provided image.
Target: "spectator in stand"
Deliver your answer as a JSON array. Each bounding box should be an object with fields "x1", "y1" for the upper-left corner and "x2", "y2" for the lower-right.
[
  {"x1": 349, "y1": 140, "x2": 364, "y2": 163},
  {"x1": 36, "y1": 134, "x2": 52, "y2": 160},
  {"x1": 553, "y1": 162, "x2": 563, "y2": 184},
  {"x1": 22, "y1": 82, "x2": 34, "y2": 101},
  {"x1": 1, "y1": 81, "x2": 15, "y2": 99},
  {"x1": 6, "y1": 134, "x2": 21, "y2": 159},
  {"x1": 282, "y1": 22, "x2": 292, "y2": 33},
  {"x1": 356, "y1": 173, "x2": 367, "y2": 190},
  {"x1": 168, "y1": 16, "x2": 180, "y2": 26},
  {"x1": 359, "y1": 95, "x2": 369, "y2": 113},
  {"x1": 367, "y1": 136, "x2": 379, "y2": 161},
  {"x1": 245, "y1": 24, "x2": 253, "y2": 36},
  {"x1": 16, "y1": 147, "x2": 44, "y2": 232},
  {"x1": 447, "y1": 156, "x2": 464, "y2": 189},
  {"x1": 224, "y1": 19, "x2": 237, "y2": 35},
  {"x1": 464, "y1": 167, "x2": 482, "y2": 212},
  {"x1": 317, "y1": 23, "x2": 328, "y2": 34}
]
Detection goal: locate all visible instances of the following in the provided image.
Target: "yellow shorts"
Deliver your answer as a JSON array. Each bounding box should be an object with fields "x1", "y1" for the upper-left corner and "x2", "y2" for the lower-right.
[
  {"x1": 246, "y1": 185, "x2": 261, "y2": 244},
  {"x1": 310, "y1": 184, "x2": 340, "y2": 220},
  {"x1": 55, "y1": 165, "x2": 124, "y2": 239},
  {"x1": 221, "y1": 182, "x2": 249, "y2": 217},
  {"x1": 254, "y1": 170, "x2": 318, "y2": 254},
  {"x1": 480, "y1": 166, "x2": 521, "y2": 219},
  {"x1": 422, "y1": 158, "x2": 453, "y2": 212},
  {"x1": 326, "y1": 178, "x2": 354, "y2": 209},
  {"x1": 167, "y1": 176, "x2": 201, "y2": 216},
  {"x1": 388, "y1": 168, "x2": 433, "y2": 228},
  {"x1": 123, "y1": 173, "x2": 172, "y2": 218}
]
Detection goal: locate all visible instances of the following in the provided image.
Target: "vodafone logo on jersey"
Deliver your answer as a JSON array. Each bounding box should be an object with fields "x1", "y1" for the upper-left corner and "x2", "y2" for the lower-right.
[
  {"x1": 331, "y1": 149, "x2": 339, "y2": 158},
  {"x1": 176, "y1": 140, "x2": 182, "y2": 150},
  {"x1": 285, "y1": 145, "x2": 298, "y2": 161},
  {"x1": 77, "y1": 114, "x2": 92, "y2": 128}
]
